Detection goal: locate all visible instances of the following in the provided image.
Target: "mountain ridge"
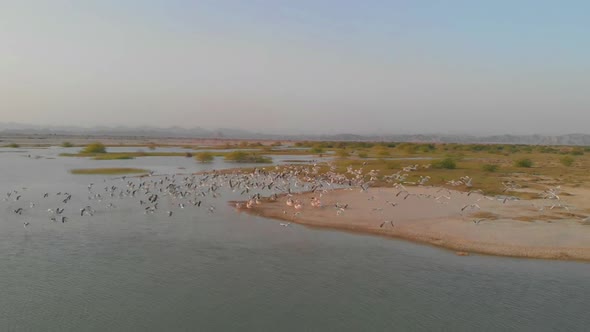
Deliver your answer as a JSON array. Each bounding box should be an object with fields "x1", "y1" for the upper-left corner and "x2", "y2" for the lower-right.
[{"x1": 1, "y1": 123, "x2": 589, "y2": 145}]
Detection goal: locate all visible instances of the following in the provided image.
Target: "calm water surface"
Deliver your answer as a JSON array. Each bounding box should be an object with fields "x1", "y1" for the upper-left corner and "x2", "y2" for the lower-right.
[{"x1": 1, "y1": 148, "x2": 589, "y2": 331}]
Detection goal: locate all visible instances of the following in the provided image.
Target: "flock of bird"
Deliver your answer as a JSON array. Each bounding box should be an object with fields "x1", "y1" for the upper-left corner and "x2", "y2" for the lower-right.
[{"x1": 3, "y1": 161, "x2": 587, "y2": 230}]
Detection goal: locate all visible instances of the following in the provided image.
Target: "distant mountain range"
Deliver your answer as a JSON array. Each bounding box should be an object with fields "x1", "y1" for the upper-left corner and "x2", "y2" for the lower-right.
[{"x1": 1, "y1": 123, "x2": 589, "y2": 146}]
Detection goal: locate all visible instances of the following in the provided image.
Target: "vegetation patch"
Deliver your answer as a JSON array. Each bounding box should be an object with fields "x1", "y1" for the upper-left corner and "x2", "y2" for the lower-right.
[
  {"x1": 514, "y1": 158, "x2": 533, "y2": 168},
  {"x1": 310, "y1": 145, "x2": 325, "y2": 154},
  {"x1": 81, "y1": 142, "x2": 107, "y2": 154},
  {"x1": 432, "y1": 157, "x2": 457, "y2": 169},
  {"x1": 93, "y1": 154, "x2": 135, "y2": 160},
  {"x1": 335, "y1": 150, "x2": 350, "y2": 158},
  {"x1": 70, "y1": 168, "x2": 149, "y2": 175},
  {"x1": 196, "y1": 151, "x2": 215, "y2": 163},
  {"x1": 60, "y1": 151, "x2": 187, "y2": 158},
  {"x1": 224, "y1": 151, "x2": 272, "y2": 163},
  {"x1": 357, "y1": 151, "x2": 369, "y2": 158},
  {"x1": 560, "y1": 156, "x2": 575, "y2": 167},
  {"x1": 482, "y1": 164, "x2": 500, "y2": 172}
]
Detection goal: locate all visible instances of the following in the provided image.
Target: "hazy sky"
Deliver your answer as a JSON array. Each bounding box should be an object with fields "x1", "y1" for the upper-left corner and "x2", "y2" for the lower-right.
[{"x1": 1, "y1": 1, "x2": 589, "y2": 135}]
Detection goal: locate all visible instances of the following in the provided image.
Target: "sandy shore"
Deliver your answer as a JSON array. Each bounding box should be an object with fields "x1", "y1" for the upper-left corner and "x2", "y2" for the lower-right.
[{"x1": 237, "y1": 186, "x2": 590, "y2": 261}]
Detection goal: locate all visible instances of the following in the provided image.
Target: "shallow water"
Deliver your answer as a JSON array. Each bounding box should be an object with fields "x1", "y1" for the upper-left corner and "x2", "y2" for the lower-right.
[{"x1": 1, "y1": 148, "x2": 589, "y2": 331}]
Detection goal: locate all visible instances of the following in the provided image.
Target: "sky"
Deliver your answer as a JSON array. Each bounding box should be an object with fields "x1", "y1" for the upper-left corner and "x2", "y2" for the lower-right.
[{"x1": 1, "y1": 0, "x2": 589, "y2": 135}]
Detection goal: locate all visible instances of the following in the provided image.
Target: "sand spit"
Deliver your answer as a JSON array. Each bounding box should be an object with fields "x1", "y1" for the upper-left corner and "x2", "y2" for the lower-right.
[{"x1": 236, "y1": 186, "x2": 590, "y2": 261}]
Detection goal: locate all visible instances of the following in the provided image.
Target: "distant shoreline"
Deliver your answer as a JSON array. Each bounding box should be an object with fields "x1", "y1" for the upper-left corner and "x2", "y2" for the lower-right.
[{"x1": 236, "y1": 187, "x2": 590, "y2": 261}]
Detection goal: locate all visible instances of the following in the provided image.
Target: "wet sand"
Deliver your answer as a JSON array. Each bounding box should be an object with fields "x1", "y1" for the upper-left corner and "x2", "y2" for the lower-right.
[{"x1": 237, "y1": 186, "x2": 590, "y2": 261}]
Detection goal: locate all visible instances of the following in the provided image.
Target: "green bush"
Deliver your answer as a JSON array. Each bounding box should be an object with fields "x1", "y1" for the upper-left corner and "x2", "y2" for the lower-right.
[
  {"x1": 571, "y1": 148, "x2": 584, "y2": 156},
  {"x1": 335, "y1": 150, "x2": 350, "y2": 158},
  {"x1": 61, "y1": 141, "x2": 74, "y2": 147},
  {"x1": 310, "y1": 145, "x2": 325, "y2": 154},
  {"x1": 482, "y1": 164, "x2": 499, "y2": 172},
  {"x1": 7, "y1": 143, "x2": 19, "y2": 148},
  {"x1": 81, "y1": 142, "x2": 107, "y2": 154},
  {"x1": 224, "y1": 151, "x2": 271, "y2": 163},
  {"x1": 514, "y1": 158, "x2": 533, "y2": 168},
  {"x1": 432, "y1": 158, "x2": 457, "y2": 169},
  {"x1": 560, "y1": 156, "x2": 575, "y2": 167},
  {"x1": 196, "y1": 152, "x2": 214, "y2": 163}
]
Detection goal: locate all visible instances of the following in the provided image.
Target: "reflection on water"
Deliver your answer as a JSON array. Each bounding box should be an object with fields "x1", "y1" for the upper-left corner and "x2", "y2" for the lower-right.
[{"x1": 1, "y1": 147, "x2": 589, "y2": 331}]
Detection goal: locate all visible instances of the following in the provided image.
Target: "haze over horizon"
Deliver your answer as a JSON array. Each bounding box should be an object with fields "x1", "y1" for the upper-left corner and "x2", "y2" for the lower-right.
[{"x1": 1, "y1": 1, "x2": 589, "y2": 135}]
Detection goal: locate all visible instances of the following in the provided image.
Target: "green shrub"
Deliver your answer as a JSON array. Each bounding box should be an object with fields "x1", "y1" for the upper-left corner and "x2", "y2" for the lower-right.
[
  {"x1": 432, "y1": 158, "x2": 456, "y2": 169},
  {"x1": 81, "y1": 142, "x2": 106, "y2": 154},
  {"x1": 224, "y1": 151, "x2": 271, "y2": 163},
  {"x1": 196, "y1": 152, "x2": 214, "y2": 163},
  {"x1": 225, "y1": 151, "x2": 247, "y2": 160},
  {"x1": 310, "y1": 145, "x2": 324, "y2": 154},
  {"x1": 482, "y1": 164, "x2": 499, "y2": 172},
  {"x1": 571, "y1": 148, "x2": 584, "y2": 156},
  {"x1": 514, "y1": 158, "x2": 533, "y2": 168},
  {"x1": 61, "y1": 141, "x2": 74, "y2": 147},
  {"x1": 560, "y1": 156, "x2": 575, "y2": 167},
  {"x1": 335, "y1": 150, "x2": 350, "y2": 158},
  {"x1": 7, "y1": 143, "x2": 19, "y2": 148}
]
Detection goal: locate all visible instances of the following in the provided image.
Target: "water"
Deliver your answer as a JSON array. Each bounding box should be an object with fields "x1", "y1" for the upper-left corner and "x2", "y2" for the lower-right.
[{"x1": 1, "y1": 147, "x2": 589, "y2": 331}]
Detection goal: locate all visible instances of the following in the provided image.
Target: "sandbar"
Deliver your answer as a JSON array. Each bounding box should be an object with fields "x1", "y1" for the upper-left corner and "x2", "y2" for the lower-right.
[{"x1": 237, "y1": 186, "x2": 590, "y2": 261}]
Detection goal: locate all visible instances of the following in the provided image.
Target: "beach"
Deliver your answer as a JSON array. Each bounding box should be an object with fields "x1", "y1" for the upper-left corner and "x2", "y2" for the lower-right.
[{"x1": 238, "y1": 186, "x2": 590, "y2": 261}]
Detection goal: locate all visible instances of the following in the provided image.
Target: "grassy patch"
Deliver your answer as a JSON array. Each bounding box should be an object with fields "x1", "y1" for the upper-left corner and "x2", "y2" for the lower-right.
[
  {"x1": 70, "y1": 168, "x2": 149, "y2": 175},
  {"x1": 195, "y1": 151, "x2": 215, "y2": 163},
  {"x1": 514, "y1": 158, "x2": 533, "y2": 168},
  {"x1": 335, "y1": 149, "x2": 350, "y2": 158},
  {"x1": 60, "y1": 152, "x2": 187, "y2": 158},
  {"x1": 93, "y1": 154, "x2": 135, "y2": 160},
  {"x1": 285, "y1": 146, "x2": 590, "y2": 198},
  {"x1": 81, "y1": 142, "x2": 107, "y2": 154},
  {"x1": 224, "y1": 151, "x2": 272, "y2": 163},
  {"x1": 560, "y1": 156, "x2": 575, "y2": 167},
  {"x1": 432, "y1": 157, "x2": 457, "y2": 169},
  {"x1": 482, "y1": 164, "x2": 500, "y2": 172}
]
